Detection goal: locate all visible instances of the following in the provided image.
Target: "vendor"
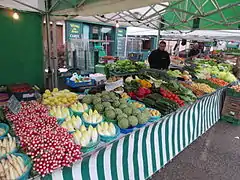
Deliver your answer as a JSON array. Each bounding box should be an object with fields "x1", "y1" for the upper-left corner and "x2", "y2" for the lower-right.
[
  {"x1": 148, "y1": 41, "x2": 170, "y2": 70},
  {"x1": 188, "y1": 43, "x2": 200, "y2": 58}
]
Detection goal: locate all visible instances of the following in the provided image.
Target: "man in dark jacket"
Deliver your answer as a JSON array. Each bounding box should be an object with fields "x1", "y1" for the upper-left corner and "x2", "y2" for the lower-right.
[
  {"x1": 148, "y1": 41, "x2": 170, "y2": 70},
  {"x1": 188, "y1": 43, "x2": 200, "y2": 57}
]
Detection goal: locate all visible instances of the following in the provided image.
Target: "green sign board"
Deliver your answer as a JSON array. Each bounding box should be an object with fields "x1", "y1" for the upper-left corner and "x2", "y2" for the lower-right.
[{"x1": 67, "y1": 22, "x2": 82, "y2": 39}]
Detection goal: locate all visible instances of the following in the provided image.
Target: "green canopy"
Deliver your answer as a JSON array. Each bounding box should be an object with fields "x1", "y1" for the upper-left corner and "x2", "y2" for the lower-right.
[{"x1": 163, "y1": 0, "x2": 240, "y2": 30}]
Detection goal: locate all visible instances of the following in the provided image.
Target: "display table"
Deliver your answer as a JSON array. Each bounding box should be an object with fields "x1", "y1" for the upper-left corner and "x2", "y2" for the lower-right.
[{"x1": 37, "y1": 87, "x2": 225, "y2": 180}]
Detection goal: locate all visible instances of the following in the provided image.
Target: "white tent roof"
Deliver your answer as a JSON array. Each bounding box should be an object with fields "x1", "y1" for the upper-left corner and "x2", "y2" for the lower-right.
[
  {"x1": 127, "y1": 27, "x2": 240, "y2": 41},
  {"x1": 0, "y1": 0, "x2": 45, "y2": 12}
]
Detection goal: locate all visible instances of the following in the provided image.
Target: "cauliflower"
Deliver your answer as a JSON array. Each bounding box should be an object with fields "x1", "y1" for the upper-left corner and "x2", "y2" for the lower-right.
[
  {"x1": 118, "y1": 118, "x2": 129, "y2": 129},
  {"x1": 105, "y1": 110, "x2": 116, "y2": 120},
  {"x1": 82, "y1": 95, "x2": 92, "y2": 104},
  {"x1": 123, "y1": 107, "x2": 133, "y2": 116},
  {"x1": 129, "y1": 116, "x2": 138, "y2": 126}
]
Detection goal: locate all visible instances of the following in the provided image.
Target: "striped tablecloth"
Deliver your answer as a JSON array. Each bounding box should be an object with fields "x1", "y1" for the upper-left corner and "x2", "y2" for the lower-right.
[{"x1": 40, "y1": 88, "x2": 224, "y2": 180}]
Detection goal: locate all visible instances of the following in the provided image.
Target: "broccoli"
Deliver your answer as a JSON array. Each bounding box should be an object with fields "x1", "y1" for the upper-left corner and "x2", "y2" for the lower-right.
[
  {"x1": 119, "y1": 103, "x2": 128, "y2": 109},
  {"x1": 118, "y1": 118, "x2": 129, "y2": 129},
  {"x1": 105, "y1": 110, "x2": 116, "y2": 120},
  {"x1": 82, "y1": 95, "x2": 92, "y2": 104},
  {"x1": 112, "y1": 101, "x2": 120, "y2": 108},
  {"x1": 94, "y1": 104, "x2": 104, "y2": 113},
  {"x1": 117, "y1": 114, "x2": 128, "y2": 121},
  {"x1": 102, "y1": 102, "x2": 112, "y2": 108},
  {"x1": 123, "y1": 107, "x2": 133, "y2": 116},
  {"x1": 129, "y1": 116, "x2": 138, "y2": 127},
  {"x1": 115, "y1": 108, "x2": 123, "y2": 115}
]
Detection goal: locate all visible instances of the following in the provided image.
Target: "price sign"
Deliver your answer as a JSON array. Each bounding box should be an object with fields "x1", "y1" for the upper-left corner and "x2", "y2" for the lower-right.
[{"x1": 7, "y1": 95, "x2": 21, "y2": 114}]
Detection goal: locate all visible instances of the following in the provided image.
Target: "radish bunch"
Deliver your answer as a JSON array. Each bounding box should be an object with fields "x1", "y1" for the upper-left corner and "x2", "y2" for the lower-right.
[{"x1": 5, "y1": 101, "x2": 82, "y2": 176}]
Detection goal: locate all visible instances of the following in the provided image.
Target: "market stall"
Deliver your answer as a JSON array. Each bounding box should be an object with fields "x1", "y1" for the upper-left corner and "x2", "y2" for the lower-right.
[{"x1": 0, "y1": 1, "x2": 240, "y2": 180}]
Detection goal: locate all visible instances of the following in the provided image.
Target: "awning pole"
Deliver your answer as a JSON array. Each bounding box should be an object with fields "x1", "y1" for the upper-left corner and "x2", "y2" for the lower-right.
[{"x1": 45, "y1": 0, "x2": 54, "y2": 89}]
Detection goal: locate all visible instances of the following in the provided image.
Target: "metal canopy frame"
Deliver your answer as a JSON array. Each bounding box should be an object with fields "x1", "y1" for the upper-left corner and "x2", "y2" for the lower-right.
[{"x1": 47, "y1": 0, "x2": 240, "y2": 31}]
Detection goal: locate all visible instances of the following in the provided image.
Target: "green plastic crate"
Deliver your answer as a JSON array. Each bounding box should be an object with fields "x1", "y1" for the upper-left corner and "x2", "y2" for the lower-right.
[
  {"x1": 221, "y1": 115, "x2": 240, "y2": 126},
  {"x1": 226, "y1": 88, "x2": 240, "y2": 98}
]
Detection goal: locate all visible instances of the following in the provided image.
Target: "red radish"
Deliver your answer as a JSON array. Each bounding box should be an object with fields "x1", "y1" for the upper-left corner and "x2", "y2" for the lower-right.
[{"x1": 5, "y1": 101, "x2": 82, "y2": 176}]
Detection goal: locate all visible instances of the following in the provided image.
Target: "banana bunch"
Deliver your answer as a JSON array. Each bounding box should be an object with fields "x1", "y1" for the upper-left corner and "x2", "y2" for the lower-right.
[
  {"x1": 0, "y1": 154, "x2": 27, "y2": 180},
  {"x1": 0, "y1": 135, "x2": 16, "y2": 157}
]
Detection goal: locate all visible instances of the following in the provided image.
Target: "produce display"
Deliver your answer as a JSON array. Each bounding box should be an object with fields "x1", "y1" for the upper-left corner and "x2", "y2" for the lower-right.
[
  {"x1": 49, "y1": 106, "x2": 71, "y2": 119},
  {"x1": 231, "y1": 85, "x2": 240, "y2": 92},
  {"x1": 0, "y1": 57, "x2": 238, "y2": 179},
  {"x1": 72, "y1": 125, "x2": 98, "y2": 147},
  {"x1": 194, "y1": 79, "x2": 221, "y2": 89},
  {"x1": 82, "y1": 110, "x2": 103, "y2": 124},
  {"x1": 0, "y1": 128, "x2": 5, "y2": 136},
  {"x1": 194, "y1": 60, "x2": 237, "y2": 82},
  {"x1": 163, "y1": 81, "x2": 197, "y2": 103},
  {"x1": 61, "y1": 115, "x2": 82, "y2": 131},
  {"x1": 167, "y1": 70, "x2": 192, "y2": 81},
  {"x1": 0, "y1": 154, "x2": 30, "y2": 179},
  {"x1": 159, "y1": 88, "x2": 184, "y2": 107},
  {"x1": 5, "y1": 101, "x2": 82, "y2": 175},
  {"x1": 70, "y1": 102, "x2": 89, "y2": 113},
  {"x1": 191, "y1": 83, "x2": 215, "y2": 94},
  {"x1": 42, "y1": 88, "x2": 78, "y2": 107},
  {"x1": 0, "y1": 134, "x2": 17, "y2": 157},
  {"x1": 147, "y1": 108, "x2": 161, "y2": 117},
  {"x1": 106, "y1": 60, "x2": 146, "y2": 74},
  {"x1": 97, "y1": 122, "x2": 116, "y2": 137},
  {"x1": 143, "y1": 93, "x2": 179, "y2": 116},
  {"x1": 207, "y1": 78, "x2": 229, "y2": 87}
]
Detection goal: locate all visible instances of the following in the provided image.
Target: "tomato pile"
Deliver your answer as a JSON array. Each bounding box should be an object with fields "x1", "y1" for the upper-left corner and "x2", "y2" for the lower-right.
[
  {"x1": 5, "y1": 101, "x2": 82, "y2": 176},
  {"x1": 208, "y1": 78, "x2": 229, "y2": 87},
  {"x1": 159, "y1": 88, "x2": 185, "y2": 107}
]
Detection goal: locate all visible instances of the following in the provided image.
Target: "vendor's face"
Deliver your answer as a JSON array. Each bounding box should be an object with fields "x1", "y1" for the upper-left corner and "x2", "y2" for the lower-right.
[{"x1": 159, "y1": 43, "x2": 166, "y2": 51}]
